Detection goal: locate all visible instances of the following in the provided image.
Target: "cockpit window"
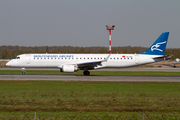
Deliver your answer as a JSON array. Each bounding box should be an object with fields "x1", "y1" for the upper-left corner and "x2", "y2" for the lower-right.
[{"x1": 13, "y1": 56, "x2": 20, "y2": 59}]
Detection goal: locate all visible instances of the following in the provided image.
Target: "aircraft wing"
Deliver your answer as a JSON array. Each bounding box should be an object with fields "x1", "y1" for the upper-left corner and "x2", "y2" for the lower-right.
[
  {"x1": 77, "y1": 61, "x2": 102, "y2": 70},
  {"x1": 58, "y1": 60, "x2": 104, "y2": 70},
  {"x1": 74, "y1": 54, "x2": 111, "y2": 70}
]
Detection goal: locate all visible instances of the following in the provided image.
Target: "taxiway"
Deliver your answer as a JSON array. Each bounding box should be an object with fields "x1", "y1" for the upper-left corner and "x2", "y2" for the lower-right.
[
  {"x1": 0, "y1": 74, "x2": 180, "y2": 81},
  {"x1": 0, "y1": 67, "x2": 180, "y2": 81}
]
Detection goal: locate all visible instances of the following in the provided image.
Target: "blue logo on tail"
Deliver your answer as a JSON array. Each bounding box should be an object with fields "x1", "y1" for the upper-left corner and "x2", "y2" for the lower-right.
[
  {"x1": 151, "y1": 41, "x2": 166, "y2": 52},
  {"x1": 139, "y1": 32, "x2": 169, "y2": 55}
]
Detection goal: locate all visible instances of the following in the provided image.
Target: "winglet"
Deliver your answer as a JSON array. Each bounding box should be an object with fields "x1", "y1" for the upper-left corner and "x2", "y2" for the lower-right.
[
  {"x1": 102, "y1": 54, "x2": 111, "y2": 62},
  {"x1": 139, "y1": 32, "x2": 169, "y2": 55}
]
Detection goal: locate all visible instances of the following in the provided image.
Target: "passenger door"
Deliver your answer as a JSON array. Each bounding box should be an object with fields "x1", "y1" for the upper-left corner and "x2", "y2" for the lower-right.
[{"x1": 26, "y1": 54, "x2": 31, "y2": 64}]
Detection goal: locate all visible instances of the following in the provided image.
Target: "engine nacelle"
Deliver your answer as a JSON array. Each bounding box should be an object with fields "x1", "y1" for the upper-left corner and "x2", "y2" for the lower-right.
[
  {"x1": 60, "y1": 65, "x2": 77, "y2": 73},
  {"x1": 176, "y1": 58, "x2": 180, "y2": 62}
]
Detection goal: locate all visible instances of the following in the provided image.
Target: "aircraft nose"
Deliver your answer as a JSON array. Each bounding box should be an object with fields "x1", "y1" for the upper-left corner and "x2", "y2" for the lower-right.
[{"x1": 6, "y1": 61, "x2": 12, "y2": 67}]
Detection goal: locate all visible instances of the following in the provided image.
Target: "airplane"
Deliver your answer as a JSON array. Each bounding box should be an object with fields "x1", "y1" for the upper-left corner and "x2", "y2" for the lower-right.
[
  {"x1": 158, "y1": 58, "x2": 180, "y2": 68},
  {"x1": 6, "y1": 32, "x2": 170, "y2": 75}
]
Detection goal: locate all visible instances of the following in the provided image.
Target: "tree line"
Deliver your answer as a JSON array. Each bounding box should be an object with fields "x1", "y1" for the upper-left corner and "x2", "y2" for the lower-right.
[{"x1": 0, "y1": 45, "x2": 179, "y2": 60}]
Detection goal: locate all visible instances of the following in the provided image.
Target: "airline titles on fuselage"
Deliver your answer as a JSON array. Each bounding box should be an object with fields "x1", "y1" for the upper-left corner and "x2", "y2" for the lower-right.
[
  {"x1": 34, "y1": 55, "x2": 74, "y2": 58},
  {"x1": 33, "y1": 55, "x2": 133, "y2": 60}
]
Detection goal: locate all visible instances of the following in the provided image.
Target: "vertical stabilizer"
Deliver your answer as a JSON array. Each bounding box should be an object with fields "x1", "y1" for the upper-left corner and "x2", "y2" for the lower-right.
[{"x1": 139, "y1": 32, "x2": 169, "y2": 55}]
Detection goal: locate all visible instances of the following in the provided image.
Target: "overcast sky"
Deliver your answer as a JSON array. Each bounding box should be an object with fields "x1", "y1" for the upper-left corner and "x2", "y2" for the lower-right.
[{"x1": 0, "y1": 0, "x2": 179, "y2": 48}]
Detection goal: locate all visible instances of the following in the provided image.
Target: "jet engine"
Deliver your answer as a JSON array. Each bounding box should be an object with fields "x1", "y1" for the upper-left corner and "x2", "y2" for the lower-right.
[
  {"x1": 60, "y1": 65, "x2": 77, "y2": 73},
  {"x1": 176, "y1": 58, "x2": 180, "y2": 62}
]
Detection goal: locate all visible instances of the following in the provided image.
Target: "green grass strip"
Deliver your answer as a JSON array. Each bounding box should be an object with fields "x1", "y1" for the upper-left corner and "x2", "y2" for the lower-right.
[{"x1": 0, "y1": 81, "x2": 180, "y2": 114}]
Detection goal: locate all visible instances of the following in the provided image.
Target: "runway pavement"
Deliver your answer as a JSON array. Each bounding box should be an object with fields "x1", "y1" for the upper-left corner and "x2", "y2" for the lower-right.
[
  {"x1": 0, "y1": 67, "x2": 180, "y2": 81},
  {"x1": 0, "y1": 74, "x2": 180, "y2": 81}
]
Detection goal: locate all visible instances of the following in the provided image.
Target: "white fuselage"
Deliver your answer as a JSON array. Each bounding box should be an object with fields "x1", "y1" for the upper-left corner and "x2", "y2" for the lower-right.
[
  {"x1": 6, "y1": 32, "x2": 170, "y2": 75},
  {"x1": 6, "y1": 53, "x2": 162, "y2": 69}
]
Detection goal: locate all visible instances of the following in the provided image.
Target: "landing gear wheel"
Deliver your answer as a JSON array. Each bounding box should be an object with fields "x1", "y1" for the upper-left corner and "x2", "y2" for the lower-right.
[
  {"x1": 83, "y1": 70, "x2": 90, "y2": 75},
  {"x1": 22, "y1": 71, "x2": 25, "y2": 75},
  {"x1": 21, "y1": 68, "x2": 26, "y2": 75}
]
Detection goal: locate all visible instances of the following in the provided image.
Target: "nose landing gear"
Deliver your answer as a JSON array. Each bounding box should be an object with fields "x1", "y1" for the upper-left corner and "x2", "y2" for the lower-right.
[{"x1": 21, "y1": 68, "x2": 26, "y2": 75}]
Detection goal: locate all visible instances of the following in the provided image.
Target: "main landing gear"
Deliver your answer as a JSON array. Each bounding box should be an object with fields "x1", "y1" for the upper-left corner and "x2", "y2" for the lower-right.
[
  {"x1": 173, "y1": 65, "x2": 176, "y2": 68},
  {"x1": 21, "y1": 68, "x2": 25, "y2": 75},
  {"x1": 83, "y1": 70, "x2": 90, "y2": 75}
]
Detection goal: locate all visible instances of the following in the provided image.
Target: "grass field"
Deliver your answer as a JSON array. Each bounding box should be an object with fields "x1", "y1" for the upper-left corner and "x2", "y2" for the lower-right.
[
  {"x1": 0, "y1": 81, "x2": 180, "y2": 114},
  {"x1": 0, "y1": 70, "x2": 180, "y2": 119},
  {"x1": 1, "y1": 70, "x2": 180, "y2": 76}
]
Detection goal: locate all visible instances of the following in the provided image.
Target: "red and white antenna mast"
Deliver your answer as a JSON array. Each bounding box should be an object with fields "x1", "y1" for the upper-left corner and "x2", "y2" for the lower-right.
[{"x1": 106, "y1": 25, "x2": 115, "y2": 54}]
